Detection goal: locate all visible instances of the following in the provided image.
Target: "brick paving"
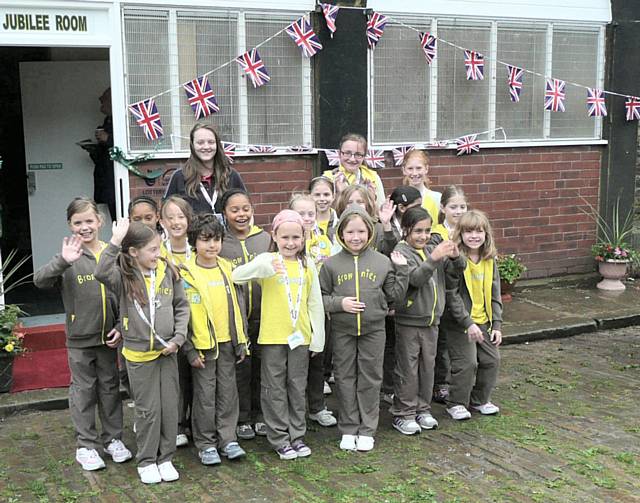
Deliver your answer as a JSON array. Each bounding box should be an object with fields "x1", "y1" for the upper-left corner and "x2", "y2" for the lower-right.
[{"x1": 1, "y1": 327, "x2": 639, "y2": 502}]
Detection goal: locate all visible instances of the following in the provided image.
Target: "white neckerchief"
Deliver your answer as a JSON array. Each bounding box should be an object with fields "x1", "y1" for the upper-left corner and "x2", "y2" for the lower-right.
[
  {"x1": 278, "y1": 254, "x2": 304, "y2": 330},
  {"x1": 165, "y1": 237, "x2": 191, "y2": 263},
  {"x1": 199, "y1": 183, "x2": 218, "y2": 212},
  {"x1": 133, "y1": 269, "x2": 169, "y2": 348}
]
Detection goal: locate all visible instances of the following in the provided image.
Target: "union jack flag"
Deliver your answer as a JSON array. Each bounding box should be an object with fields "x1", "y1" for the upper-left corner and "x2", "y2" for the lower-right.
[
  {"x1": 248, "y1": 144, "x2": 277, "y2": 154},
  {"x1": 183, "y1": 75, "x2": 219, "y2": 119},
  {"x1": 324, "y1": 149, "x2": 341, "y2": 166},
  {"x1": 586, "y1": 88, "x2": 607, "y2": 117},
  {"x1": 128, "y1": 98, "x2": 163, "y2": 141},
  {"x1": 544, "y1": 78, "x2": 566, "y2": 112},
  {"x1": 236, "y1": 49, "x2": 270, "y2": 88},
  {"x1": 391, "y1": 145, "x2": 414, "y2": 166},
  {"x1": 286, "y1": 17, "x2": 323, "y2": 58},
  {"x1": 287, "y1": 145, "x2": 314, "y2": 153},
  {"x1": 365, "y1": 149, "x2": 386, "y2": 168},
  {"x1": 419, "y1": 32, "x2": 437, "y2": 65},
  {"x1": 464, "y1": 50, "x2": 484, "y2": 81},
  {"x1": 321, "y1": 3, "x2": 339, "y2": 38},
  {"x1": 366, "y1": 12, "x2": 388, "y2": 49},
  {"x1": 625, "y1": 96, "x2": 640, "y2": 121},
  {"x1": 426, "y1": 141, "x2": 449, "y2": 149},
  {"x1": 506, "y1": 65, "x2": 524, "y2": 103},
  {"x1": 222, "y1": 141, "x2": 236, "y2": 163},
  {"x1": 456, "y1": 135, "x2": 480, "y2": 156}
]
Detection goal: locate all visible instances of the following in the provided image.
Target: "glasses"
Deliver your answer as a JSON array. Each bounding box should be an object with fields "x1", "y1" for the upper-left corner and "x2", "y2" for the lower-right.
[{"x1": 340, "y1": 150, "x2": 366, "y2": 160}]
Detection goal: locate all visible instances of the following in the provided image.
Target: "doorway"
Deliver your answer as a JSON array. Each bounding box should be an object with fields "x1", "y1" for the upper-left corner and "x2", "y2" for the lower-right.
[{"x1": 0, "y1": 47, "x2": 110, "y2": 315}]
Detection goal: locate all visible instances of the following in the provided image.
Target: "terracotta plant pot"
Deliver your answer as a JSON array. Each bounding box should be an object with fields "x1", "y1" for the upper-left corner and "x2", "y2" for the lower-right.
[
  {"x1": 500, "y1": 279, "x2": 514, "y2": 303},
  {"x1": 597, "y1": 260, "x2": 628, "y2": 291}
]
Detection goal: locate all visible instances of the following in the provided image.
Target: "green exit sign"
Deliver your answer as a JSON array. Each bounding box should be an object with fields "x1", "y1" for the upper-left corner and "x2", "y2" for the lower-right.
[{"x1": 28, "y1": 162, "x2": 63, "y2": 170}]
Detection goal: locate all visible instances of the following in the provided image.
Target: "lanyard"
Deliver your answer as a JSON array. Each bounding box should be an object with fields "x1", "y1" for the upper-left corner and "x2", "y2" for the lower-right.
[
  {"x1": 392, "y1": 215, "x2": 402, "y2": 236},
  {"x1": 278, "y1": 254, "x2": 304, "y2": 330},
  {"x1": 199, "y1": 183, "x2": 219, "y2": 212},
  {"x1": 165, "y1": 238, "x2": 191, "y2": 263},
  {"x1": 133, "y1": 270, "x2": 169, "y2": 348}
]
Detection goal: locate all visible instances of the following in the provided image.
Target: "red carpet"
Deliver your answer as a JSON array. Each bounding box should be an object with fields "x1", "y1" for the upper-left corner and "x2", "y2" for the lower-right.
[{"x1": 10, "y1": 323, "x2": 70, "y2": 393}]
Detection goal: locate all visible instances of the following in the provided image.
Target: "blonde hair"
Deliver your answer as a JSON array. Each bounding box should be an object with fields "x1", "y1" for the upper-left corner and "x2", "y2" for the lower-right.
[
  {"x1": 161, "y1": 195, "x2": 194, "y2": 226},
  {"x1": 402, "y1": 149, "x2": 431, "y2": 188},
  {"x1": 451, "y1": 210, "x2": 497, "y2": 260},
  {"x1": 335, "y1": 184, "x2": 378, "y2": 218},
  {"x1": 288, "y1": 192, "x2": 315, "y2": 210},
  {"x1": 339, "y1": 133, "x2": 367, "y2": 152}
]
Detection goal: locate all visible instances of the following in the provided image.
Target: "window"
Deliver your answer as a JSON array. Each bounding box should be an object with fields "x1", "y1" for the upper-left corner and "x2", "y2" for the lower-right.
[
  {"x1": 370, "y1": 17, "x2": 605, "y2": 145},
  {"x1": 123, "y1": 7, "x2": 312, "y2": 153}
]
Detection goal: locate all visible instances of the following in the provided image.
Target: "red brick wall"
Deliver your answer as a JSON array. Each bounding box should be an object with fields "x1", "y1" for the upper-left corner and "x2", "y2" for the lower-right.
[{"x1": 128, "y1": 145, "x2": 601, "y2": 279}]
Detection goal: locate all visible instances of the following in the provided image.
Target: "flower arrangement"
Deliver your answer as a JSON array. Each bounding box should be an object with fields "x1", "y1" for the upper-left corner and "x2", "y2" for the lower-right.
[
  {"x1": 496, "y1": 253, "x2": 527, "y2": 285},
  {"x1": 0, "y1": 304, "x2": 25, "y2": 355},
  {"x1": 583, "y1": 197, "x2": 638, "y2": 263}
]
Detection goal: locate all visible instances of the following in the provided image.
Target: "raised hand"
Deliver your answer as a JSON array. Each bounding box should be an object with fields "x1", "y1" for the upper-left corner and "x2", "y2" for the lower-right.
[
  {"x1": 110, "y1": 218, "x2": 130, "y2": 246},
  {"x1": 390, "y1": 250, "x2": 407, "y2": 266},
  {"x1": 431, "y1": 240, "x2": 457, "y2": 261},
  {"x1": 61, "y1": 236, "x2": 84, "y2": 264},
  {"x1": 341, "y1": 296, "x2": 366, "y2": 314},
  {"x1": 271, "y1": 257, "x2": 286, "y2": 275},
  {"x1": 378, "y1": 197, "x2": 396, "y2": 227}
]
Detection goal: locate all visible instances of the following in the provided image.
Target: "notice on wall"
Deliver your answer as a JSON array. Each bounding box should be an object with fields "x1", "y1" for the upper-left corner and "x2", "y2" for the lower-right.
[{"x1": 2, "y1": 12, "x2": 88, "y2": 32}]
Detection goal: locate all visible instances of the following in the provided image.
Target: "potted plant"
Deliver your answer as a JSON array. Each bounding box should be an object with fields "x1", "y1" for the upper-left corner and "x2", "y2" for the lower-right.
[
  {"x1": 584, "y1": 197, "x2": 638, "y2": 291},
  {"x1": 0, "y1": 249, "x2": 31, "y2": 392},
  {"x1": 496, "y1": 253, "x2": 527, "y2": 302}
]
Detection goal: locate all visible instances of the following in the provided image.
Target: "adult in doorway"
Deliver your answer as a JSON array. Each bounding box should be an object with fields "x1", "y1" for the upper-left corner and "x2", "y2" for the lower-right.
[
  {"x1": 322, "y1": 133, "x2": 385, "y2": 207},
  {"x1": 91, "y1": 88, "x2": 116, "y2": 220},
  {"x1": 164, "y1": 123, "x2": 246, "y2": 217}
]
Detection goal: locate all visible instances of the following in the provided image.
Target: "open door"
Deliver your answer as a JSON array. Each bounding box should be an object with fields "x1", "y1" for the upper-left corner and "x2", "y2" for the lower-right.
[{"x1": 20, "y1": 60, "x2": 111, "y2": 271}]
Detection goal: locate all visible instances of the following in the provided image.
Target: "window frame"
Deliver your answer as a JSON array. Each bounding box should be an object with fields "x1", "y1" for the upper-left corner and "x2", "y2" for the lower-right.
[
  {"x1": 121, "y1": 5, "x2": 314, "y2": 157},
  {"x1": 368, "y1": 15, "x2": 607, "y2": 149}
]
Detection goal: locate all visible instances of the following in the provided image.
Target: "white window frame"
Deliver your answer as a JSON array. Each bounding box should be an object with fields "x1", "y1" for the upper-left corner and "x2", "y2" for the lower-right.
[
  {"x1": 368, "y1": 15, "x2": 607, "y2": 149},
  {"x1": 121, "y1": 5, "x2": 314, "y2": 158}
]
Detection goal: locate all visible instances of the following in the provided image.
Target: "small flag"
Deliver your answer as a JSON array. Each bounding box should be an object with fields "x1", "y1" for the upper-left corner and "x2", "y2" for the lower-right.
[
  {"x1": 324, "y1": 149, "x2": 340, "y2": 166},
  {"x1": 419, "y1": 33, "x2": 437, "y2": 65},
  {"x1": 586, "y1": 88, "x2": 607, "y2": 117},
  {"x1": 128, "y1": 98, "x2": 163, "y2": 141},
  {"x1": 464, "y1": 50, "x2": 484, "y2": 81},
  {"x1": 456, "y1": 135, "x2": 480, "y2": 156},
  {"x1": 544, "y1": 78, "x2": 566, "y2": 112},
  {"x1": 183, "y1": 75, "x2": 219, "y2": 119},
  {"x1": 506, "y1": 65, "x2": 524, "y2": 103},
  {"x1": 286, "y1": 17, "x2": 323, "y2": 58},
  {"x1": 248, "y1": 145, "x2": 277, "y2": 154},
  {"x1": 426, "y1": 141, "x2": 448, "y2": 149},
  {"x1": 320, "y1": 4, "x2": 339, "y2": 38},
  {"x1": 391, "y1": 146, "x2": 414, "y2": 166},
  {"x1": 366, "y1": 12, "x2": 388, "y2": 49},
  {"x1": 287, "y1": 146, "x2": 314, "y2": 153},
  {"x1": 365, "y1": 149, "x2": 386, "y2": 168},
  {"x1": 236, "y1": 49, "x2": 270, "y2": 88},
  {"x1": 222, "y1": 141, "x2": 236, "y2": 163},
  {"x1": 625, "y1": 96, "x2": 640, "y2": 121}
]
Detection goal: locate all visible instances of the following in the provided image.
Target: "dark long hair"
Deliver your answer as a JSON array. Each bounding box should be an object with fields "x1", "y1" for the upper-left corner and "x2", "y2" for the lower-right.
[{"x1": 183, "y1": 123, "x2": 231, "y2": 198}]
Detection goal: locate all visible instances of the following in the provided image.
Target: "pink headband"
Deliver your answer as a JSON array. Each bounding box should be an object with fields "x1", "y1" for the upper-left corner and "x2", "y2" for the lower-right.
[{"x1": 272, "y1": 209, "x2": 304, "y2": 233}]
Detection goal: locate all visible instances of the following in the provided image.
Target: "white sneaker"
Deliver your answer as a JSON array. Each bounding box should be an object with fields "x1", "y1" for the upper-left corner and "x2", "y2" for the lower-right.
[
  {"x1": 309, "y1": 408, "x2": 337, "y2": 427},
  {"x1": 323, "y1": 381, "x2": 332, "y2": 395},
  {"x1": 471, "y1": 402, "x2": 500, "y2": 415},
  {"x1": 137, "y1": 464, "x2": 161, "y2": 484},
  {"x1": 339, "y1": 434, "x2": 357, "y2": 451},
  {"x1": 392, "y1": 417, "x2": 421, "y2": 435},
  {"x1": 176, "y1": 434, "x2": 188, "y2": 447},
  {"x1": 75, "y1": 448, "x2": 106, "y2": 471},
  {"x1": 447, "y1": 405, "x2": 472, "y2": 420},
  {"x1": 157, "y1": 461, "x2": 179, "y2": 482},
  {"x1": 416, "y1": 413, "x2": 439, "y2": 430},
  {"x1": 356, "y1": 435, "x2": 375, "y2": 452},
  {"x1": 104, "y1": 439, "x2": 133, "y2": 463}
]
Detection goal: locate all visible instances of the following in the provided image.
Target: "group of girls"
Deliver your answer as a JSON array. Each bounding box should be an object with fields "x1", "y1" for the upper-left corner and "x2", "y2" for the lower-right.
[{"x1": 34, "y1": 130, "x2": 503, "y2": 485}]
